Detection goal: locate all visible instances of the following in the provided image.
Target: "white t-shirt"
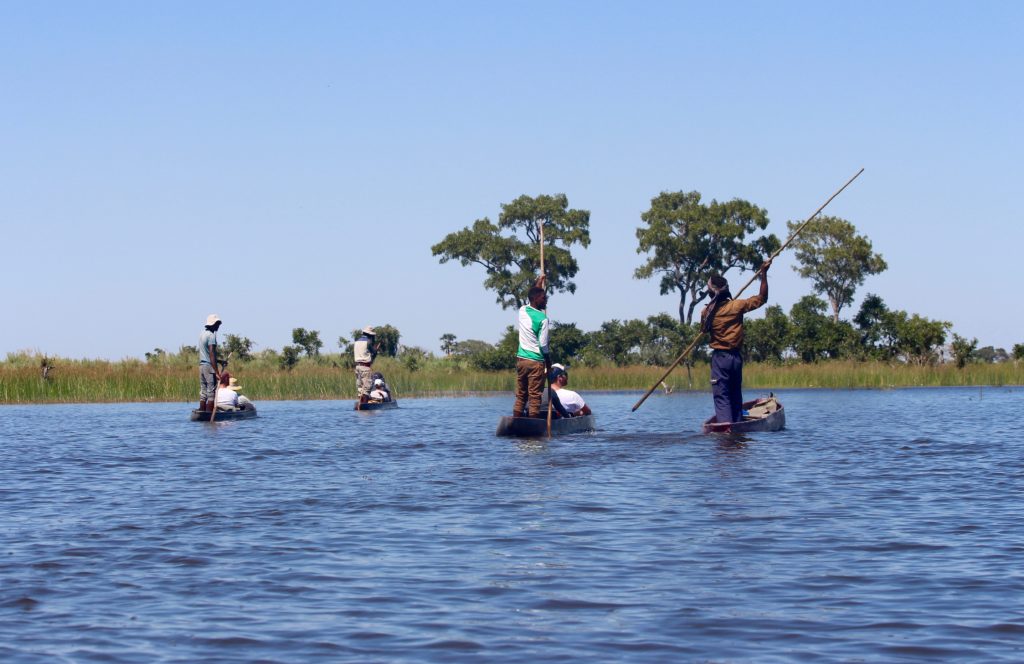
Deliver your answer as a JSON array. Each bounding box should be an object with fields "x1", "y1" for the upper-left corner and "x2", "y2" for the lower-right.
[
  {"x1": 370, "y1": 388, "x2": 389, "y2": 401},
  {"x1": 216, "y1": 389, "x2": 239, "y2": 408},
  {"x1": 554, "y1": 388, "x2": 586, "y2": 414}
]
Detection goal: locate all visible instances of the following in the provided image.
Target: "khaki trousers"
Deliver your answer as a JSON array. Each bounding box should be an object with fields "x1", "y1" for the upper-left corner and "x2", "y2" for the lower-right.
[{"x1": 514, "y1": 357, "x2": 547, "y2": 417}]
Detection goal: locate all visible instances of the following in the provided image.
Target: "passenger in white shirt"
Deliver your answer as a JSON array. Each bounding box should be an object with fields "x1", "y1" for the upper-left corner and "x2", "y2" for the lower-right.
[
  {"x1": 548, "y1": 364, "x2": 591, "y2": 417},
  {"x1": 215, "y1": 372, "x2": 239, "y2": 410},
  {"x1": 369, "y1": 378, "x2": 391, "y2": 402}
]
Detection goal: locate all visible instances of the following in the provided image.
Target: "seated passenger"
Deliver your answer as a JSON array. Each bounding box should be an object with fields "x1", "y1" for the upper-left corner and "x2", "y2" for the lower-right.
[
  {"x1": 548, "y1": 364, "x2": 591, "y2": 417},
  {"x1": 229, "y1": 377, "x2": 255, "y2": 410},
  {"x1": 215, "y1": 372, "x2": 239, "y2": 411},
  {"x1": 369, "y1": 378, "x2": 391, "y2": 402}
]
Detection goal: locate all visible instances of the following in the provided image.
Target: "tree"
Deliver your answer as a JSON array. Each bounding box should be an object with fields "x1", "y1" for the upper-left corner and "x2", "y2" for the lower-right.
[
  {"x1": 635, "y1": 191, "x2": 779, "y2": 324},
  {"x1": 853, "y1": 293, "x2": 889, "y2": 359},
  {"x1": 400, "y1": 346, "x2": 429, "y2": 372},
  {"x1": 975, "y1": 346, "x2": 1008, "y2": 363},
  {"x1": 950, "y1": 334, "x2": 978, "y2": 368},
  {"x1": 222, "y1": 334, "x2": 254, "y2": 362},
  {"x1": 279, "y1": 345, "x2": 302, "y2": 370},
  {"x1": 744, "y1": 305, "x2": 791, "y2": 363},
  {"x1": 468, "y1": 326, "x2": 518, "y2": 371},
  {"x1": 291, "y1": 328, "x2": 323, "y2": 358},
  {"x1": 1013, "y1": 343, "x2": 1024, "y2": 362},
  {"x1": 144, "y1": 348, "x2": 166, "y2": 363},
  {"x1": 432, "y1": 194, "x2": 591, "y2": 310},
  {"x1": 439, "y1": 333, "x2": 458, "y2": 356},
  {"x1": 549, "y1": 322, "x2": 588, "y2": 365},
  {"x1": 453, "y1": 339, "x2": 494, "y2": 357},
  {"x1": 587, "y1": 319, "x2": 650, "y2": 366},
  {"x1": 885, "y1": 311, "x2": 950, "y2": 365},
  {"x1": 787, "y1": 296, "x2": 858, "y2": 361},
  {"x1": 789, "y1": 216, "x2": 887, "y2": 322}
]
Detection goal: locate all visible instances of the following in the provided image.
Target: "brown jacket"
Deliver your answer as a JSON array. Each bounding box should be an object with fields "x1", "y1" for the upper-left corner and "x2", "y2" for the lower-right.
[{"x1": 702, "y1": 295, "x2": 766, "y2": 351}]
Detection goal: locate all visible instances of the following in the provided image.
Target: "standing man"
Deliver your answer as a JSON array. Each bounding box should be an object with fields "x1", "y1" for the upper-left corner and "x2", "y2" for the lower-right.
[
  {"x1": 199, "y1": 314, "x2": 222, "y2": 412},
  {"x1": 700, "y1": 259, "x2": 771, "y2": 424},
  {"x1": 513, "y1": 278, "x2": 550, "y2": 418},
  {"x1": 353, "y1": 326, "x2": 379, "y2": 409}
]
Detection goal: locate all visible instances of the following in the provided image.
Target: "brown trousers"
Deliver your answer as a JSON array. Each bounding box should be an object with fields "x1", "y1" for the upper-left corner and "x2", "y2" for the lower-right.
[{"x1": 514, "y1": 357, "x2": 547, "y2": 417}]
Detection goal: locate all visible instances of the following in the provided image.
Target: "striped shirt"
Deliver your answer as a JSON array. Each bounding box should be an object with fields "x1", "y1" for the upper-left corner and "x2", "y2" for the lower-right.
[{"x1": 516, "y1": 305, "x2": 549, "y2": 361}]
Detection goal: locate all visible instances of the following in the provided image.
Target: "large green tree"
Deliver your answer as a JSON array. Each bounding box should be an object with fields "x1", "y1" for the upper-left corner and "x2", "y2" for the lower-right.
[
  {"x1": 432, "y1": 194, "x2": 591, "y2": 309},
  {"x1": 788, "y1": 216, "x2": 887, "y2": 322},
  {"x1": 744, "y1": 305, "x2": 791, "y2": 363},
  {"x1": 635, "y1": 191, "x2": 779, "y2": 324}
]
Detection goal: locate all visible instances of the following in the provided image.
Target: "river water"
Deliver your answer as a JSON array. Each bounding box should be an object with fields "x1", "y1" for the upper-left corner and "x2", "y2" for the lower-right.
[{"x1": 1, "y1": 387, "x2": 1022, "y2": 662}]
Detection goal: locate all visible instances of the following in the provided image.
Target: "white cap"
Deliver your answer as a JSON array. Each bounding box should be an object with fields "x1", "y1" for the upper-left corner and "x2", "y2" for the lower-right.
[{"x1": 205, "y1": 314, "x2": 221, "y2": 326}]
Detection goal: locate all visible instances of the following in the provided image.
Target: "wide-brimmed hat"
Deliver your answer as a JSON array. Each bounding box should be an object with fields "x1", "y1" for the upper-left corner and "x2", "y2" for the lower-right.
[
  {"x1": 227, "y1": 377, "x2": 242, "y2": 391},
  {"x1": 362, "y1": 326, "x2": 376, "y2": 336},
  {"x1": 373, "y1": 378, "x2": 384, "y2": 386},
  {"x1": 206, "y1": 314, "x2": 222, "y2": 326}
]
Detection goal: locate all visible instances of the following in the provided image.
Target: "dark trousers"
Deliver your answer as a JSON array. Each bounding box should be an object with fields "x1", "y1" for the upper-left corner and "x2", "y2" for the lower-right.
[{"x1": 711, "y1": 350, "x2": 743, "y2": 424}]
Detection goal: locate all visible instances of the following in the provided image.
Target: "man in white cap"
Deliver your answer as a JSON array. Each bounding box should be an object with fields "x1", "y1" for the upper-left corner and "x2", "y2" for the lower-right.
[
  {"x1": 369, "y1": 378, "x2": 390, "y2": 402},
  {"x1": 198, "y1": 314, "x2": 222, "y2": 412},
  {"x1": 547, "y1": 364, "x2": 591, "y2": 417},
  {"x1": 353, "y1": 326, "x2": 379, "y2": 409}
]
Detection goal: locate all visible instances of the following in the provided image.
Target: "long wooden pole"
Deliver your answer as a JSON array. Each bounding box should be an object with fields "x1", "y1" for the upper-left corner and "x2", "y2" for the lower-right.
[
  {"x1": 631, "y1": 167, "x2": 865, "y2": 412},
  {"x1": 540, "y1": 221, "x2": 553, "y2": 438}
]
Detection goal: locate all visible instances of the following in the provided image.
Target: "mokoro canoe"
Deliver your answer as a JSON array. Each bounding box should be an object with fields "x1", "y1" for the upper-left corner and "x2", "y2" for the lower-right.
[
  {"x1": 495, "y1": 414, "x2": 596, "y2": 438},
  {"x1": 356, "y1": 400, "x2": 398, "y2": 411},
  {"x1": 190, "y1": 407, "x2": 258, "y2": 422},
  {"x1": 702, "y1": 396, "x2": 784, "y2": 434}
]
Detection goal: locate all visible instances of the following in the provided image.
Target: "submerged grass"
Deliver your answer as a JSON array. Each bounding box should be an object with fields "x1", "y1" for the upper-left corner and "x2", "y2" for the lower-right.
[{"x1": 1, "y1": 356, "x2": 1021, "y2": 404}]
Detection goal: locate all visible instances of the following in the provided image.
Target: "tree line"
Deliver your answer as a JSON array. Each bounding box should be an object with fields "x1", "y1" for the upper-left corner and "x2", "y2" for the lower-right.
[{"x1": 139, "y1": 189, "x2": 1017, "y2": 372}]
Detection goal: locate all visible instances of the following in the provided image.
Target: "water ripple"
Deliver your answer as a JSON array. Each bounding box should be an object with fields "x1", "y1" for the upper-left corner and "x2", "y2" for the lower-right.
[{"x1": 1, "y1": 388, "x2": 1022, "y2": 662}]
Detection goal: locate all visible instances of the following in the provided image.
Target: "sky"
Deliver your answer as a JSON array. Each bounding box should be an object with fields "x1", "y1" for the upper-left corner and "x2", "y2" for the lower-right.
[{"x1": 2, "y1": 1, "x2": 1022, "y2": 360}]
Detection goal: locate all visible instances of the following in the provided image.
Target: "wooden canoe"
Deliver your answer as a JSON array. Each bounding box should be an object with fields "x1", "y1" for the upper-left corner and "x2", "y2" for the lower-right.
[
  {"x1": 702, "y1": 396, "x2": 784, "y2": 434},
  {"x1": 496, "y1": 414, "x2": 596, "y2": 438},
  {"x1": 190, "y1": 407, "x2": 258, "y2": 422},
  {"x1": 355, "y1": 400, "x2": 398, "y2": 411}
]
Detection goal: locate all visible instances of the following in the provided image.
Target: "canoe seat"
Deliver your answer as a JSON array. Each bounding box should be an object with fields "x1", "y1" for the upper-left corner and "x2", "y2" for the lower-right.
[{"x1": 746, "y1": 397, "x2": 779, "y2": 418}]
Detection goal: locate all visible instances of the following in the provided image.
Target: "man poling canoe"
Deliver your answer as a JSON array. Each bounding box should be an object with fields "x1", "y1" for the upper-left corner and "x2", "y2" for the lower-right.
[
  {"x1": 700, "y1": 259, "x2": 771, "y2": 425},
  {"x1": 513, "y1": 275, "x2": 551, "y2": 419},
  {"x1": 353, "y1": 326, "x2": 381, "y2": 410}
]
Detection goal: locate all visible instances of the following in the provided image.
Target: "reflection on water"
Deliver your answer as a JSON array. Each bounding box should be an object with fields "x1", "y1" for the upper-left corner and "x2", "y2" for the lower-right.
[{"x1": 1, "y1": 387, "x2": 1023, "y2": 662}]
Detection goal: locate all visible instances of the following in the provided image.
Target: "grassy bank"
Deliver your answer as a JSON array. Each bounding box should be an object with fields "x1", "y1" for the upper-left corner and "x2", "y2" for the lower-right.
[{"x1": 2, "y1": 355, "x2": 1022, "y2": 404}]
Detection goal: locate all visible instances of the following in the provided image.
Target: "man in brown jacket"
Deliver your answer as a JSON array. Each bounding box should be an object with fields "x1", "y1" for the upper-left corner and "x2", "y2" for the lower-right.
[{"x1": 700, "y1": 259, "x2": 771, "y2": 424}]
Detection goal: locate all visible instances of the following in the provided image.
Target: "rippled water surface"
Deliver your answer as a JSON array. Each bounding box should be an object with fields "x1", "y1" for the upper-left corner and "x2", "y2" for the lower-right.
[{"x1": 2, "y1": 388, "x2": 1023, "y2": 662}]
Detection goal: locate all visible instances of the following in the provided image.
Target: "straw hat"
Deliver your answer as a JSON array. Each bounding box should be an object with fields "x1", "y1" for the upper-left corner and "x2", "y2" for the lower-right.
[
  {"x1": 362, "y1": 326, "x2": 376, "y2": 336},
  {"x1": 205, "y1": 314, "x2": 222, "y2": 326}
]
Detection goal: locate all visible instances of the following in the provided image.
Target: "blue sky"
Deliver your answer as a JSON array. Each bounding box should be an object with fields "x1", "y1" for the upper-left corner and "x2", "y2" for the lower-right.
[{"x1": 2, "y1": 1, "x2": 1021, "y2": 359}]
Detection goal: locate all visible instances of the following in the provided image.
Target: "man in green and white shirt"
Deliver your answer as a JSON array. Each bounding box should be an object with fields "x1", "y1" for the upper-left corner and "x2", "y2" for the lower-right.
[{"x1": 513, "y1": 283, "x2": 550, "y2": 417}]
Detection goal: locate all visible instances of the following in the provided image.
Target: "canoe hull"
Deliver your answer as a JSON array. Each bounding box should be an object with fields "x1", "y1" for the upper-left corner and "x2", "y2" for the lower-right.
[
  {"x1": 496, "y1": 414, "x2": 595, "y2": 438},
  {"x1": 702, "y1": 397, "x2": 785, "y2": 434},
  {"x1": 190, "y1": 408, "x2": 258, "y2": 422},
  {"x1": 356, "y1": 400, "x2": 398, "y2": 411}
]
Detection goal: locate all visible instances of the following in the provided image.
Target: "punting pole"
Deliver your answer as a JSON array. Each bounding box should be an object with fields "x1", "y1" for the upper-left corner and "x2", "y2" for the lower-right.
[
  {"x1": 630, "y1": 168, "x2": 866, "y2": 413},
  {"x1": 540, "y1": 220, "x2": 553, "y2": 438}
]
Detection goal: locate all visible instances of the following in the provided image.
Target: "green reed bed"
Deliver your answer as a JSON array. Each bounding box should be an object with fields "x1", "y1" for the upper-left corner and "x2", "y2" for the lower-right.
[{"x1": 1, "y1": 357, "x2": 1021, "y2": 404}]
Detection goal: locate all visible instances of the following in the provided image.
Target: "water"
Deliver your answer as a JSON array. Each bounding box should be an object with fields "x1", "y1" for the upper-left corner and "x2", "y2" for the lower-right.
[{"x1": 1, "y1": 387, "x2": 1022, "y2": 662}]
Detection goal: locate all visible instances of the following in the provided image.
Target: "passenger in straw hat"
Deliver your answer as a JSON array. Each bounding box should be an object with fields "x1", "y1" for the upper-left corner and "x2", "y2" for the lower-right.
[
  {"x1": 353, "y1": 326, "x2": 380, "y2": 409},
  {"x1": 198, "y1": 314, "x2": 222, "y2": 412},
  {"x1": 215, "y1": 372, "x2": 254, "y2": 411}
]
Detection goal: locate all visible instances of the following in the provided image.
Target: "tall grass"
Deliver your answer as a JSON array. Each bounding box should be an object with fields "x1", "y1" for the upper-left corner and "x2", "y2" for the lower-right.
[{"x1": 1, "y1": 353, "x2": 1021, "y2": 404}]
